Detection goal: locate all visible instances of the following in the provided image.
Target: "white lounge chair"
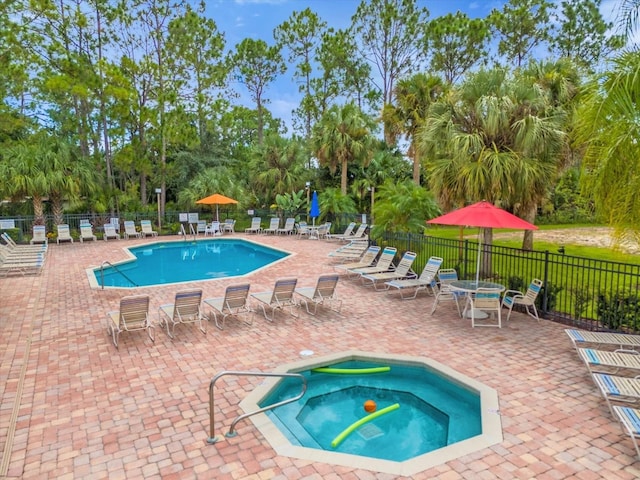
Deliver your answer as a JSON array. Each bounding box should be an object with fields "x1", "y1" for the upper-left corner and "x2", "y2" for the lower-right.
[
  {"x1": 295, "y1": 274, "x2": 342, "y2": 315},
  {"x1": 333, "y1": 246, "x2": 381, "y2": 273},
  {"x1": 159, "y1": 289, "x2": 206, "y2": 338},
  {"x1": 197, "y1": 220, "x2": 207, "y2": 235},
  {"x1": 1, "y1": 232, "x2": 47, "y2": 253},
  {"x1": 262, "y1": 217, "x2": 280, "y2": 235},
  {"x1": 578, "y1": 348, "x2": 640, "y2": 375},
  {"x1": 251, "y1": 278, "x2": 299, "y2": 321},
  {"x1": 593, "y1": 373, "x2": 640, "y2": 417},
  {"x1": 30, "y1": 225, "x2": 48, "y2": 245},
  {"x1": 277, "y1": 218, "x2": 296, "y2": 235},
  {"x1": 385, "y1": 256, "x2": 443, "y2": 299},
  {"x1": 79, "y1": 224, "x2": 97, "y2": 242},
  {"x1": 123, "y1": 220, "x2": 141, "y2": 239},
  {"x1": 502, "y1": 278, "x2": 543, "y2": 321},
  {"x1": 204, "y1": 283, "x2": 252, "y2": 330},
  {"x1": 361, "y1": 250, "x2": 417, "y2": 289},
  {"x1": 107, "y1": 294, "x2": 154, "y2": 348},
  {"x1": 245, "y1": 217, "x2": 262, "y2": 234},
  {"x1": 565, "y1": 329, "x2": 640, "y2": 352},
  {"x1": 613, "y1": 405, "x2": 640, "y2": 460},
  {"x1": 140, "y1": 220, "x2": 158, "y2": 237},
  {"x1": 56, "y1": 224, "x2": 74, "y2": 244},
  {"x1": 326, "y1": 222, "x2": 356, "y2": 241},
  {"x1": 348, "y1": 246, "x2": 397, "y2": 279},
  {"x1": 103, "y1": 224, "x2": 120, "y2": 241}
]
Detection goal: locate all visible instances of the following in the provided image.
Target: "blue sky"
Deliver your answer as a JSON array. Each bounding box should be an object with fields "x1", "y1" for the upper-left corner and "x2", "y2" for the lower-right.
[{"x1": 203, "y1": 0, "x2": 622, "y2": 132}]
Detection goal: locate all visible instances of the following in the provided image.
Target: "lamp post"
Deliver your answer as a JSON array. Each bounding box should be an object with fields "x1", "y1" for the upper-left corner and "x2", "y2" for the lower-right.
[{"x1": 155, "y1": 188, "x2": 162, "y2": 233}]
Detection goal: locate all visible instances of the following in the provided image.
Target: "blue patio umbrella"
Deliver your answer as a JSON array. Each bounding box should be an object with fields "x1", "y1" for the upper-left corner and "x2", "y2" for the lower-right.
[{"x1": 310, "y1": 191, "x2": 320, "y2": 226}]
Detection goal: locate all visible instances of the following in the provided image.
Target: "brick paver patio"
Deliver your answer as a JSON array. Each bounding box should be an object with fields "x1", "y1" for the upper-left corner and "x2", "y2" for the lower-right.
[{"x1": 1, "y1": 234, "x2": 639, "y2": 479}]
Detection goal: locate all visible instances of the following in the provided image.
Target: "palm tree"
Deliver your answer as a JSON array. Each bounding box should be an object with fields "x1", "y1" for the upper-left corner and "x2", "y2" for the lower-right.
[
  {"x1": 0, "y1": 140, "x2": 49, "y2": 225},
  {"x1": 311, "y1": 103, "x2": 375, "y2": 195},
  {"x1": 418, "y1": 67, "x2": 566, "y2": 251},
  {"x1": 576, "y1": 50, "x2": 640, "y2": 238},
  {"x1": 381, "y1": 73, "x2": 446, "y2": 185},
  {"x1": 248, "y1": 135, "x2": 307, "y2": 205}
]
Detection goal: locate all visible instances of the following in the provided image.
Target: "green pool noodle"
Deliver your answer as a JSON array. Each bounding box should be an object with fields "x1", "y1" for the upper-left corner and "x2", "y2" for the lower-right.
[
  {"x1": 330, "y1": 403, "x2": 400, "y2": 448},
  {"x1": 311, "y1": 366, "x2": 391, "y2": 374}
]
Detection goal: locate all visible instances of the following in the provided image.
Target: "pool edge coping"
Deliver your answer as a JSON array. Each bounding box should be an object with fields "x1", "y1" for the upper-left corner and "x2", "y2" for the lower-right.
[
  {"x1": 85, "y1": 236, "x2": 294, "y2": 289},
  {"x1": 239, "y1": 350, "x2": 503, "y2": 477}
]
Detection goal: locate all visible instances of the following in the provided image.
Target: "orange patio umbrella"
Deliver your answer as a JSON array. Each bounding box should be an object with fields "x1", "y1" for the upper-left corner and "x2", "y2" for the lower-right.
[{"x1": 196, "y1": 193, "x2": 238, "y2": 221}]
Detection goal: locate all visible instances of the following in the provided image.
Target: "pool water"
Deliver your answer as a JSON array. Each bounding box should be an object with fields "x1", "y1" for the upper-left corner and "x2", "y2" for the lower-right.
[
  {"x1": 260, "y1": 360, "x2": 481, "y2": 462},
  {"x1": 94, "y1": 239, "x2": 288, "y2": 287}
]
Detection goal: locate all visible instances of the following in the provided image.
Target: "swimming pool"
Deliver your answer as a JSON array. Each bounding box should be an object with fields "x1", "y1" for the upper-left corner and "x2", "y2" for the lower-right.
[
  {"x1": 241, "y1": 351, "x2": 502, "y2": 476},
  {"x1": 90, "y1": 239, "x2": 289, "y2": 288}
]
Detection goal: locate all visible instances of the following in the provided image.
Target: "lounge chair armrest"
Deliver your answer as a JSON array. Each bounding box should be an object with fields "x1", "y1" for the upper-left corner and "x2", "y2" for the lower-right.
[
  {"x1": 615, "y1": 348, "x2": 640, "y2": 355},
  {"x1": 502, "y1": 289, "x2": 524, "y2": 298}
]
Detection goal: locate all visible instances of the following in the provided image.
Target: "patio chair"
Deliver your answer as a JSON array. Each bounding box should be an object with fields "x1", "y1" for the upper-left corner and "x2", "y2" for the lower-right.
[
  {"x1": 262, "y1": 217, "x2": 280, "y2": 235},
  {"x1": 222, "y1": 219, "x2": 236, "y2": 234},
  {"x1": 361, "y1": 250, "x2": 417, "y2": 289},
  {"x1": 30, "y1": 225, "x2": 48, "y2": 245},
  {"x1": 613, "y1": 405, "x2": 640, "y2": 460},
  {"x1": 565, "y1": 329, "x2": 640, "y2": 352},
  {"x1": 295, "y1": 274, "x2": 342, "y2": 315},
  {"x1": 56, "y1": 224, "x2": 74, "y2": 244},
  {"x1": 465, "y1": 287, "x2": 502, "y2": 328},
  {"x1": 140, "y1": 220, "x2": 158, "y2": 237},
  {"x1": 204, "y1": 221, "x2": 221, "y2": 236},
  {"x1": 326, "y1": 222, "x2": 356, "y2": 241},
  {"x1": 159, "y1": 289, "x2": 206, "y2": 338},
  {"x1": 296, "y1": 222, "x2": 310, "y2": 238},
  {"x1": 245, "y1": 217, "x2": 262, "y2": 234},
  {"x1": 0, "y1": 245, "x2": 45, "y2": 263},
  {"x1": 204, "y1": 283, "x2": 252, "y2": 330},
  {"x1": 0, "y1": 253, "x2": 44, "y2": 276},
  {"x1": 79, "y1": 224, "x2": 97, "y2": 242},
  {"x1": 316, "y1": 222, "x2": 331, "y2": 239},
  {"x1": 385, "y1": 256, "x2": 443, "y2": 299},
  {"x1": 123, "y1": 220, "x2": 141, "y2": 239},
  {"x1": 577, "y1": 348, "x2": 640, "y2": 376},
  {"x1": 347, "y1": 246, "x2": 397, "y2": 279},
  {"x1": 103, "y1": 224, "x2": 120, "y2": 241},
  {"x1": 430, "y1": 269, "x2": 463, "y2": 317},
  {"x1": 501, "y1": 278, "x2": 543, "y2": 322},
  {"x1": 109, "y1": 217, "x2": 120, "y2": 232},
  {"x1": 107, "y1": 294, "x2": 154, "y2": 348},
  {"x1": 196, "y1": 220, "x2": 207, "y2": 235},
  {"x1": 277, "y1": 218, "x2": 296, "y2": 235},
  {"x1": 592, "y1": 373, "x2": 640, "y2": 417},
  {"x1": 251, "y1": 277, "x2": 299, "y2": 321},
  {"x1": 333, "y1": 246, "x2": 381, "y2": 273}
]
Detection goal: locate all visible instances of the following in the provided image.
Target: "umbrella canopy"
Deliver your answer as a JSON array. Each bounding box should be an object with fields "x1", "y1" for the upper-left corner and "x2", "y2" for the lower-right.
[
  {"x1": 426, "y1": 201, "x2": 538, "y2": 231},
  {"x1": 195, "y1": 193, "x2": 238, "y2": 221},
  {"x1": 310, "y1": 191, "x2": 320, "y2": 226},
  {"x1": 427, "y1": 201, "x2": 538, "y2": 282}
]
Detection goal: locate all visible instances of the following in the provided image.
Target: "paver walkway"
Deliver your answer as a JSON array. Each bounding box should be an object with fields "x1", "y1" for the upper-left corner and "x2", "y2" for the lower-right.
[{"x1": 1, "y1": 234, "x2": 639, "y2": 479}]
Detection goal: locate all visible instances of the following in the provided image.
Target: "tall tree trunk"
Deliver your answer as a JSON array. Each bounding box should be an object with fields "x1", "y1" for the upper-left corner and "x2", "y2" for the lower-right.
[
  {"x1": 521, "y1": 203, "x2": 537, "y2": 251},
  {"x1": 32, "y1": 195, "x2": 45, "y2": 226}
]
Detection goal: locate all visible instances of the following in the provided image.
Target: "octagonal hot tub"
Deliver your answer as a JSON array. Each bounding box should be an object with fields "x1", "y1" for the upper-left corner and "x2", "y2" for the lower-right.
[{"x1": 241, "y1": 351, "x2": 502, "y2": 476}]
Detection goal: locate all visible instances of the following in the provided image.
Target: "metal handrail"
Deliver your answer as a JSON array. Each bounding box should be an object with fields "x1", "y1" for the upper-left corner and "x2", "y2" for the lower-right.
[
  {"x1": 207, "y1": 370, "x2": 307, "y2": 444},
  {"x1": 100, "y1": 260, "x2": 138, "y2": 289}
]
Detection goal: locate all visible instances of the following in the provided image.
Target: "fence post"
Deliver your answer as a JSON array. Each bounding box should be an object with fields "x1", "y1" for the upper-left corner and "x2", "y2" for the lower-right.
[{"x1": 542, "y1": 250, "x2": 550, "y2": 315}]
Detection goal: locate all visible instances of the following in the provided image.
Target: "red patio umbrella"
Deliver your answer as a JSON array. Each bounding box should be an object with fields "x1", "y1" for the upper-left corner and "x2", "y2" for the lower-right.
[
  {"x1": 427, "y1": 201, "x2": 538, "y2": 281},
  {"x1": 195, "y1": 193, "x2": 238, "y2": 221}
]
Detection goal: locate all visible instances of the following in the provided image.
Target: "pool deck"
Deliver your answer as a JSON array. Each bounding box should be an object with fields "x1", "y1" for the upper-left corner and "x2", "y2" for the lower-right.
[{"x1": 1, "y1": 233, "x2": 639, "y2": 479}]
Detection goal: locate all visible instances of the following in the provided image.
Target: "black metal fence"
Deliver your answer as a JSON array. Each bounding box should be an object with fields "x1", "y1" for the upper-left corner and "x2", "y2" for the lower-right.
[
  {"x1": 4, "y1": 213, "x2": 640, "y2": 333},
  {"x1": 378, "y1": 232, "x2": 640, "y2": 334}
]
